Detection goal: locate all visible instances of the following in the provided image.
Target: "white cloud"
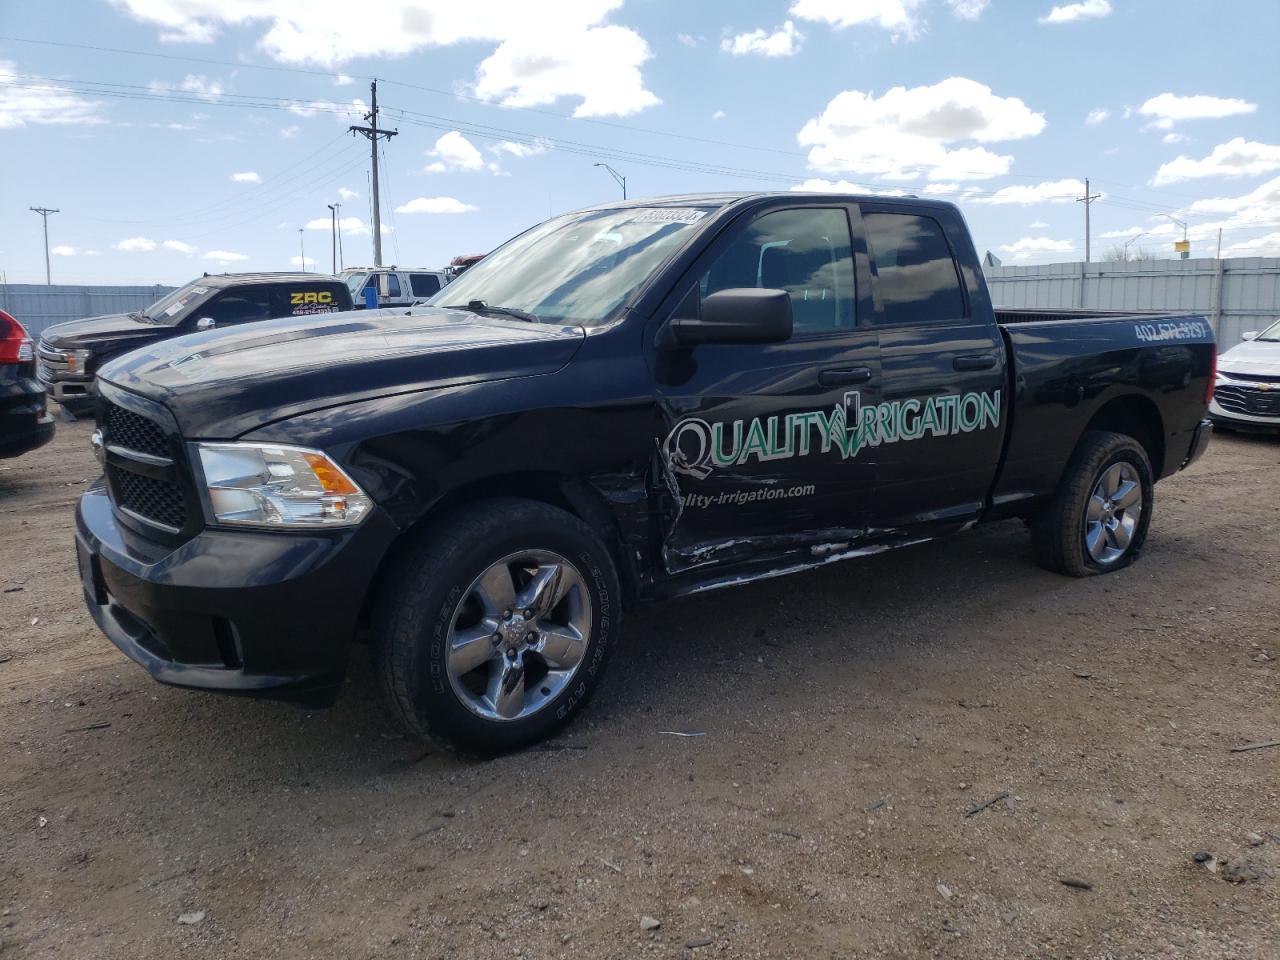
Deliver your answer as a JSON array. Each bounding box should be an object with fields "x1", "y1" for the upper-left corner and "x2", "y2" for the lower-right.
[
  {"x1": 50, "y1": 245, "x2": 77, "y2": 256},
  {"x1": 147, "y1": 73, "x2": 225, "y2": 101},
  {"x1": 279, "y1": 124, "x2": 301, "y2": 139},
  {"x1": 1162, "y1": 132, "x2": 1187, "y2": 145},
  {"x1": 162, "y1": 239, "x2": 196, "y2": 254},
  {"x1": 921, "y1": 182, "x2": 960, "y2": 195},
  {"x1": 1153, "y1": 139, "x2": 1280, "y2": 186},
  {"x1": 230, "y1": 171, "x2": 261, "y2": 183},
  {"x1": 973, "y1": 178, "x2": 1086, "y2": 205},
  {"x1": 722, "y1": 21, "x2": 803, "y2": 57},
  {"x1": 676, "y1": 33, "x2": 700, "y2": 47},
  {"x1": 333, "y1": 73, "x2": 353, "y2": 86},
  {"x1": 790, "y1": 178, "x2": 908, "y2": 196},
  {"x1": 425, "y1": 131, "x2": 486, "y2": 172},
  {"x1": 290, "y1": 255, "x2": 317, "y2": 268},
  {"x1": 1000, "y1": 237, "x2": 1074, "y2": 261},
  {"x1": 1184, "y1": 175, "x2": 1280, "y2": 217},
  {"x1": 1086, "y1": 107, "x2": 1109, "y2": 125},
  {"x1": 286, "y1": 97, "x2": 366, "y2": 122},
  {"x1": 115, "y1": 237, "x2": 156, "y2": 252},
  {"x1": 337, "y1": 186, "x2": 359, "y2": 200},
  {"x1": 798, "y1": 77, "x2": 1045, "y2": 182},
  {"x1": 790, "y1": 0, "x2": 927, "y2": 40},
  {"x1": 1039, "y1": 1, "x2": 1111, "y2": 24},
  {"x1": 306, "y1": 215, "x2": 374, "y2": 236},
  {"x1": 1030, "y1": 220, "x2": 1050, "y2": 228},
  {"x1": 1138, "y1": 92, "x2": 1256, "y2": 129},
  {"x1": 203, "y1": 249, "x2": 249, "y2": 262},
  {"x1": 1099, "y1": 227, "x2": 1144, "y2": 239},
  {"x1": 712, "y1": 110, "x2": 726, "y2": 120},
  {"x1": 0, "y1": 60, "x2": 106, "y2": 128},
  {"x1": 489, "y1": 138, "x2": 550, "y2": 158},
  {"x1": 395, "y1": 197, "x2": 479, "y2": 214},
  {"x1": 1224, "y1": 232, "x2": 1280, "y2": 257},
  {"x1": 945, "y1": 0, "x2": 988, "y2": 18}
]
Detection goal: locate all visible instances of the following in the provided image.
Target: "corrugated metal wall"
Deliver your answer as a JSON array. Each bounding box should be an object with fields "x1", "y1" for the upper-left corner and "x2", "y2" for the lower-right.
[
  {"x1": 984, "y1": 257, "x2": 1280, "y2": 351},
  {"x1": 0, "y1": 284, "x2": 176, "y2": 340}
]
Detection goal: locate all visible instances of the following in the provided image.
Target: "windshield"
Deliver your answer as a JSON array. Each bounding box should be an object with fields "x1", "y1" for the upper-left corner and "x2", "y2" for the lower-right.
[
  {"x1": 1256, "y1": 318, "x2": 1280, "y2": 342},
  {"x1": 432, "y1": 207, "x2": 713, "y2": 325},
  {"x1": 342, "y1": 271, "x2": 370, "y2": 298},
  {"x1": 144, "y1": 280, "x2": 216, "y2": 326}
]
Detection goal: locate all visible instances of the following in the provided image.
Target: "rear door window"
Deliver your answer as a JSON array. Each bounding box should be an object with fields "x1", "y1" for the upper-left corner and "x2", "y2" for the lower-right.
[
  {"x1": 200, "y1": 289, "x2": 272, "y2": 326},
  {"x1": 385, "y1": 273, "x2": 402, "y2": 298},
  {"x1": 410, "y1": 273, "x2": 442, "y2": 297},
  {"x1": 862, "y1": 212, "x2": 966, "y2": 326}
]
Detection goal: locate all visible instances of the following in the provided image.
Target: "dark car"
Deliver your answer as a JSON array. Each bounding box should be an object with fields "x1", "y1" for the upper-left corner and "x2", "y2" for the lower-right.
[
  {"x1": 37, "y1": 273, "x2": 352, "y2": 417},
  {"x1": 0, "y1": 308, "x2": 55, "y2": 458},
  {"x1": 76, "y1": 192, "x2": 1214, "y2": 755}
]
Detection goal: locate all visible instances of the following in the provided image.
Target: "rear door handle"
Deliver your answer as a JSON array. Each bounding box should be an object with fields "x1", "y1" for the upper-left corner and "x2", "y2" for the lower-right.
[
  {"x1": 953, "y1": 354, "x2": 997, "y2": 371},
  {"x1": 819, "y1": 367, "x2": 873, "y2": 387}
]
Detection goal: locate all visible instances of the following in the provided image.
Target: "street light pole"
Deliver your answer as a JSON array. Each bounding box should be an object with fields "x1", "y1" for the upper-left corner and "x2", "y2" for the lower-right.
[
  {"x1": 298, "y1": 228, "x2": 306, "y2": 271},
  {"x1": 334, "y1": 202, "x2": 344, "y2": 271},
  {"x1": 1122, "y1": 231, "x2": 1146, "y2": 261},
  {"x1": 327, "y1": 204, "x2": 338, "y2": 274},
  {"x1": 593, "y1": 163, "x2": 627, "y2": 200},
  {"x1": 1163, "y1": 214, "x2": 1189, "y2": 259}
]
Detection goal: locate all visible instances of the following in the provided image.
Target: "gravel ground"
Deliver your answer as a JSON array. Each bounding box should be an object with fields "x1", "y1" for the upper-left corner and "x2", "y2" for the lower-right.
[{"x1": 1, "y1": 419, "x2": 1277, "y2": 959}]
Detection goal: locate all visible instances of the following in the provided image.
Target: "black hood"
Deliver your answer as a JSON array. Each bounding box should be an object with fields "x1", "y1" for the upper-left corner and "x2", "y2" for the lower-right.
[
  {"x1": 98, "y1": 306, "x2": 586, "y2": 438},
  {"x1": 38, "y1": 312, "x2": 170, "y2": 353}
]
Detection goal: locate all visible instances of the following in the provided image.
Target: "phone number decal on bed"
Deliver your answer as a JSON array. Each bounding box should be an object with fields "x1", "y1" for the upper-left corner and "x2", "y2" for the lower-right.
[{"x1": 1134, "y1": 319, "x2": 1209, "y2": 343}]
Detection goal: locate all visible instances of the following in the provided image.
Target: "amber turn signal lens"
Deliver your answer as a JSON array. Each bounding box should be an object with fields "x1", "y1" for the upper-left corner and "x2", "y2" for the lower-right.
[{"x1": 303, "y1": 452, "x2": 360, "y2": 495}]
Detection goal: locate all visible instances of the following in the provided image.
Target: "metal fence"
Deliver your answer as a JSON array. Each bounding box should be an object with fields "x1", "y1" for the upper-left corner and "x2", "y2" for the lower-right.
[
  {"x1": 984, "y1": 257, "x2": 1280, "y2": 351},
  {"x1": 0, "y1": 283, "x2": 176, "y2": 340}
]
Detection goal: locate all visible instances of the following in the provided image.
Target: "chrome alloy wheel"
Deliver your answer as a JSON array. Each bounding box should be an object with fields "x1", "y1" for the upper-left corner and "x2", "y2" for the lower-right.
[
  {"x1": 1084, "y1": 462, "x2": 1143, "y2": 565},
  {"x1": 445, "y1": 550, "x2": 592, "y2": 722}
]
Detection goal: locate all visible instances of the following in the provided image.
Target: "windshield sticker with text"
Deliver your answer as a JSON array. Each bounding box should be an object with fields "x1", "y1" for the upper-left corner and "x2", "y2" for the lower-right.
[
  {"x1": 665, "y1": 389, "x2": 1002, "y2": 479},
  {"x1": 630, "y1": 208, "x2": 708, "y2": 226}
]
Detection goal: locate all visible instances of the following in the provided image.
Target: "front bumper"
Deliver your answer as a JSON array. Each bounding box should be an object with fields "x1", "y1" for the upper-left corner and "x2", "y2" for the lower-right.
[
  {"x1": 1209, "y1": 397, "x2": 1280, "y2": 433},
  {"x1": 76, "y1": 481, "x2": 398, "y2": 704},
  {"x1": 0, "y1": 372, "x2": 55, "y2": 458},
  {"x1": 40, "y1": 374, "x2": 97, "y2": 414}
]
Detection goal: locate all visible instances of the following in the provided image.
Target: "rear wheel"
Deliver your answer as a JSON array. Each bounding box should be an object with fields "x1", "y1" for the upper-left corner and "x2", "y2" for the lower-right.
[
  {"x1": 1032, "y1": 430, "x2": 1154, "y2": 577},
  {"x1": 372, "y1": 498, "x2": 620, "y2": 756}
]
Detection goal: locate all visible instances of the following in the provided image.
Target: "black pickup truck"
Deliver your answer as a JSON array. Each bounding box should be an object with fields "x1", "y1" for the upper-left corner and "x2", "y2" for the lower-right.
[
  {"x1": 76, "y1": 193, "x2": 1215, "y2": 754},
  {"x1": 38, "y1": 272, "x2": 352, "y2": 417}
]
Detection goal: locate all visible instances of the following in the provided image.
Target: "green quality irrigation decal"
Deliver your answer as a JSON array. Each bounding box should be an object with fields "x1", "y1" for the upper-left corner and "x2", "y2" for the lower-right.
[{"x1": 664, "y1": 389, "x2": 1002, "y2": 479}]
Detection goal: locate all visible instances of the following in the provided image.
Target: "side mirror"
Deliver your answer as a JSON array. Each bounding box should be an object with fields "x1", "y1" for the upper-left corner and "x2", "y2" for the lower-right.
[
  {"x1": 664, "y1": 288, "x2": 793, "y2": 347},
  {"x1": 195, "y1": 317, "x2": 217, "y2": 331},
  {"x1": 1240, "y1": 330, "x2": 1259, "y2": 341}
]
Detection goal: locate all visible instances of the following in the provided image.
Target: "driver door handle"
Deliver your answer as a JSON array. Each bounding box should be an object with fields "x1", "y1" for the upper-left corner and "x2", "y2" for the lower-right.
[
  {"x1": 953, "y1": 354, "x2": 997, "y2": 371},
  {"x1": 819, "y1": 367, "x2": 873, "y2": 387}
]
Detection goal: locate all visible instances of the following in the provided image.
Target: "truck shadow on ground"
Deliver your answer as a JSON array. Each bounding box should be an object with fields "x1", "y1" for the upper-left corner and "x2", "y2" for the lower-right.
[{"x1": 115, "y1": 516, "x2": 1083, "y2": 784}]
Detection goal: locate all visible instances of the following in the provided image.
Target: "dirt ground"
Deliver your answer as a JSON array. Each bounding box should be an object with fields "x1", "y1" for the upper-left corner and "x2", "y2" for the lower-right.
[{"x1": 1, "y1": 418, "x2": 1276, "y2": 960}]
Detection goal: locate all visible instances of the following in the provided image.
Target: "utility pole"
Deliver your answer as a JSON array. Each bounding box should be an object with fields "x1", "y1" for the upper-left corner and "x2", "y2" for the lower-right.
[
  {"x1": 29, "y1": 206, "x2": 59, "y2": 285},
  {"x1": 594, "y1": 163, "x2": 627, "y2": 199},
  {"x1": 1076, "y1": 178, "x2": 1101, "y2": 263},
  {"x1": 349, "y1": 80, "x2": 398, "y2": 267},
  {"x1": 298, "y1": 228, "x2": 306, "y2": 271},
  {"x1": 327, "y1": 204, "x2": 338, "y2": 274},
  {"x1": 1216, "y1": 227, "x2": 1223, "y2": 260}
]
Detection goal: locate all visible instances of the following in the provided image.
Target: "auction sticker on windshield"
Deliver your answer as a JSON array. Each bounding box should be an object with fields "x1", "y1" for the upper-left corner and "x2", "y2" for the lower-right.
[{"x1": 631, "y1": 208, "x2": 708, "y2": 225}]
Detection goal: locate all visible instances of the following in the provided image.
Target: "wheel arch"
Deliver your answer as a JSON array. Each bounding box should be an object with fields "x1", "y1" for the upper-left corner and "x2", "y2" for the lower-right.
[
  {"x1": 357, "y1": 471, "x2": 641, "y2": 635},
  {"x1": 1081, "y1": 393, "x2": 1166, "y2": 479}
]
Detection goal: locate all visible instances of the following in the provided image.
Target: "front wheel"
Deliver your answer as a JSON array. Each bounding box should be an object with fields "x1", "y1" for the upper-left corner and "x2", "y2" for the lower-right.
[
  {"x1": 1031, "y1": 430, "x2": 1154, "y2": 577},
  {"x1": 372, "y1": 499, "x2": 621, "y2": 755}
]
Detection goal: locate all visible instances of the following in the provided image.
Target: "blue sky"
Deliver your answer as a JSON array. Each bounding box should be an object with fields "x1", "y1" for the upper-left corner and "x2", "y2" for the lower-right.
[{"x1": 1, "y1": 0, "x2": 1277, "y2": 285}]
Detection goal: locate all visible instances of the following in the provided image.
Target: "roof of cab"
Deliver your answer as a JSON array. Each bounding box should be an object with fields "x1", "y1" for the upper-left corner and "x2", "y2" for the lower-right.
[
  {"x1": 198, "y1": 272, "x2": 342, "y2": 287},
  {"x1": 565, "y1": 190, "x2": 954, "y2": 216}
]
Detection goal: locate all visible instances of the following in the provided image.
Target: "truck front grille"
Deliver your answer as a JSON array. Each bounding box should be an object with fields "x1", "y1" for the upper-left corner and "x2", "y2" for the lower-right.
[
  {"x1": 1215, "y1": 382, "x2": 1280, "y2": 417},
  {"x1": 114, "y1": 470, "x2": 188, "y2": 530},
  {"x1": 105, "y1": 402, "x2": 170, "y2": 458},
  {"x1": 100, "y1": 394, "x2": 196, "y2": 539}
]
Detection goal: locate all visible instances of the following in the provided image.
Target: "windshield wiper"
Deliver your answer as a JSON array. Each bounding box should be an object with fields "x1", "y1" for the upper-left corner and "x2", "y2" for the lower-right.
[
  {"x1": 128, "y1": 310, "x2": 158, "y2": 324},
  {"x1": 444, "y1": 300, "x2": 540, "y2": 323}
]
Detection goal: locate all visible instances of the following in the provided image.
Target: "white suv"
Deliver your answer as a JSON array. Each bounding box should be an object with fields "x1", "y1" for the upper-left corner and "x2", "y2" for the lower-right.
[{"x1": 342, "y1": 267, "x2": 448, "y2": 308}]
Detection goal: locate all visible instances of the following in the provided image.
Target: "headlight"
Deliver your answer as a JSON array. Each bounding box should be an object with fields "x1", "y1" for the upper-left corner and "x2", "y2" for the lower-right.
[
  {"x1": 65, "y1": 348, "x2": 92, "y2": 373},
  {"x1": 194, "y1": 443, "x2": 372, "y2": 528}
]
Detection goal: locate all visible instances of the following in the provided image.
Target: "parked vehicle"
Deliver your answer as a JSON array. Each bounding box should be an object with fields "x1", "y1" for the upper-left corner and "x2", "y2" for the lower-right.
[
  {"x1": 0, "y1": 308, "x2": 55, "y2": 458},
  {"x1": 1209, "y1": 319, "x2": 1280, "y2": 433},
  {"x1": 76, "y1": 192, "x2": 1215, "y2": 755},
  {"x1": 38, "y1": 273, "x2": 352, "y2": 418},
  {"x1": 444, "y1": 254, "x2": 486, "y2": 283},
  {"x1": 341, "y1": 267, "x2": 448, "y2": 308}
]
